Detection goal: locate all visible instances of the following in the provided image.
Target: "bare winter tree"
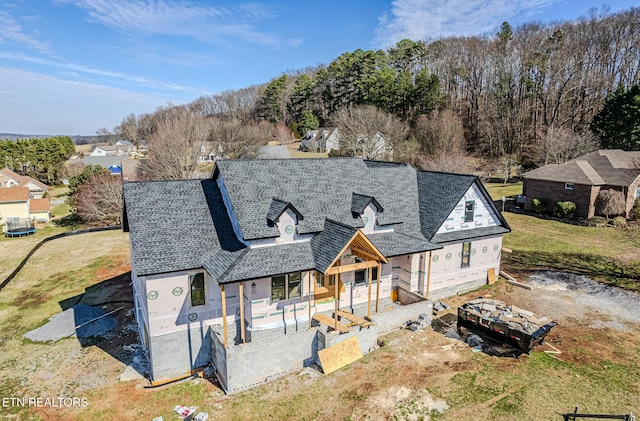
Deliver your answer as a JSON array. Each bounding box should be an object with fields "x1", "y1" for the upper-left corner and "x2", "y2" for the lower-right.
[
  {"x1": 415, "y1": 109, "x2": 466, "y2": 157},
  {"x1": 538, "y1": 126, "x2": 600, "y2": 164},
  {"x1": 75, "y1": 173, "x2": 123, "y2": 225},
  {"x1": 210, "y1": 119, "x2": 267, "y2": 159},
  {"x1": 114, "y1": 113, "x2": 139, "y2": 143},
  {"x1": 332, "y1": 105, "x2": 408, "y2": 160},
  {"x1": 138, "y1": 112, "x2": 212, "y2": 180},
  {"x1": 595, "y1": 188, "x2": 626, "y2": 218}
]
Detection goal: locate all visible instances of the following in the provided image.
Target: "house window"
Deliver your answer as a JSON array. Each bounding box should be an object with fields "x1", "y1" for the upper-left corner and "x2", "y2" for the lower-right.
[
  {"x1": 565, "y1": 183, "x2": 574, "y2": 190},
  {"x1": 464, "y1": 201, "x2": 475, "y2": 222},
  {"x1": 271, "y1": 272, "x2": 302, "y2": 302},
  {"x1": 635, "y1": 187, "x2": 640, "y2": 199},
  {"x1": 354, "y1": 263, "x2": 378, "y2": 287},
  {"x1": 461, "y1": 242, "x2": 471, "y2": 268},
  {"x1": 316, "y1": 272, "x2": 325, "y2": 289},
  {"x1": 190, "y1": 273, "x2": 205, "y2": 306}
]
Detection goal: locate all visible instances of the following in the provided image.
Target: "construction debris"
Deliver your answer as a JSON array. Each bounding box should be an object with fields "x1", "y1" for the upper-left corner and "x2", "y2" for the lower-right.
[
  {"x1": 432, "y1": 301, "x2": 450, "y2": 312},
  {"x1": 457, "y1": 298, "x2": 556, "y2": 353}
]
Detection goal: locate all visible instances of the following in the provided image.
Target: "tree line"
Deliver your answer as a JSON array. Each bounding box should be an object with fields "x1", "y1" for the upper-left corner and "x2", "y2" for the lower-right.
[
  {"x1": 106, "y1": 7, "x2": 640, "y2": 180},
  {"x1": 0, "y1": 136, "x2": 75, "y2": 185}
]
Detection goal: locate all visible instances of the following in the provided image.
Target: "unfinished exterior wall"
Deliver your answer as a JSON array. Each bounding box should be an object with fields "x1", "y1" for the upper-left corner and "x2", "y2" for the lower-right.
[
  {"x1": 149, "y1": 324, "x2": 211, "y2": 382},
  {"x1": 427, "y1": 235, "x2": 502, "y2": 300},
  {"x1": 436, "y1": 184, "x2": 501, "y2": 234}
]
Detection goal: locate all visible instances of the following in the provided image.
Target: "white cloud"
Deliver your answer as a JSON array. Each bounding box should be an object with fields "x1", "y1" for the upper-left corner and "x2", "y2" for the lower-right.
[
  {"x1": 0, "y1": 51, "x2": 206, "y2": 95},
  {"x1": 374, "y1": 0, "x2": 559, "y2": 47},
  {"x1": 57, "y1": 0, "x2": 281, "y2": 47},
  {"x1": 0, "y1": 11, "x2": 51, "y2": 53},
  {"x1": 0, "y1": 67, "x2": 181, "y2": 135}
]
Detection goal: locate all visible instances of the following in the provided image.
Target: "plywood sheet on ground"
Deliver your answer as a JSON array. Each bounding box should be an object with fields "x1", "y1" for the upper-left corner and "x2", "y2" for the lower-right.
[
  {"x1": 318, "y1": 336, "x2": 363, "y2": 374},
  {"x1": 487, "y1": 268, "x2": 496, "y2": 285}
]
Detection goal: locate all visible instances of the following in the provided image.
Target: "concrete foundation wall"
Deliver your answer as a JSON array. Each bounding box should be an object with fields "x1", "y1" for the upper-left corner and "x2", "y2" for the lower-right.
[
  {"x1": 149, "y1": 324, "x2": 211, "y2": 382},
  {"x1": 211, "y1": 328, "x2": 317, "y2": 393}
]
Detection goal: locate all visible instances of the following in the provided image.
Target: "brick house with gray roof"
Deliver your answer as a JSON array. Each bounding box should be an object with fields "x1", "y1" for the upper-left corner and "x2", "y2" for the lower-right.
[
  {"x1": 523, "y1": 150, "x2": 640, "y2": 218},
  {"x1": 123, "y1": 158, "x2": 510, "y2": 392}
]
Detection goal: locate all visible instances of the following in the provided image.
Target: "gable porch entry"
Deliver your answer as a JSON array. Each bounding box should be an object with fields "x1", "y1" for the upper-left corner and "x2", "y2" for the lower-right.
[{"x1": 312, "y1": 227, "x2": 387, "y2": 332}]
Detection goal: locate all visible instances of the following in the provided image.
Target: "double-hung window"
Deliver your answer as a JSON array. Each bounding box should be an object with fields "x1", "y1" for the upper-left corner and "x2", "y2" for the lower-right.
[
  {"x1": 271, "y1": 272, "x2": 302, "y2": 302},
  {"x1": 190, "y1": 273, "x2": 206, "y2": 306}
]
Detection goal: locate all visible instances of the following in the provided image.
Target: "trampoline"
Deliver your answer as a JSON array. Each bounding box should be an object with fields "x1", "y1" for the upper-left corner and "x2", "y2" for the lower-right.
[{"x1": 5, "y1": 218, "x2": 37, "y2": 237}]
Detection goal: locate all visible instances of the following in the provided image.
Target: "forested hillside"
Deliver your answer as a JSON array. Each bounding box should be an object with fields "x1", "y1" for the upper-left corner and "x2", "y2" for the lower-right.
[{"x1": 109, "y1": 7, "x2": 640, "y2": 180}]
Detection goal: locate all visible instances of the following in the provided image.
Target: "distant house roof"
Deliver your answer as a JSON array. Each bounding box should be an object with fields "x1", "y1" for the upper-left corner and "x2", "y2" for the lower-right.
[
  {"x1": 0, "y1": 168, "x2": 49, "y2": 191},
  {"x1": 30, "y1": 197, "x2": 50, "y2": 212},
  {"x1": 124, "y1": 158, "x2": 510, "y2": 279},
  {"x1": 258, "y1": 145, "x2": 291, "y2": 159},
  {"x1": 523, "y1": 150, "x2": 640, "y2": 186},
  {"x1": 80, "y1": 156, "x2": 124, "y2": 169},
  {"x1": 0, "y1": 187, "x2": 30, "y2": 202}
]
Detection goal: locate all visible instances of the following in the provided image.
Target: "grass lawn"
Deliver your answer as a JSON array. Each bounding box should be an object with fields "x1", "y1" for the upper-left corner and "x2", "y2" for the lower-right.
[{"x1": 484, "y1": 182, "x2": 523, "y2": 200}]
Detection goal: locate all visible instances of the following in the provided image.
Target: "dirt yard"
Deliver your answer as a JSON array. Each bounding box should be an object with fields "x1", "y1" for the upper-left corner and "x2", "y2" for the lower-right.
[{"x1": 1, "y1": 230, "x2": 639, "y2": 420}]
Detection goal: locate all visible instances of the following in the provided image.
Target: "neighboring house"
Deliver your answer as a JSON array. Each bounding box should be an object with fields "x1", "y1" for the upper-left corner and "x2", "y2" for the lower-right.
[
  {"x1": 0, "y1": 168, "x2": 49, "y2": 198},
  {"x1": 301, "y1": 128, "x2": 389, "y2": 158},
  {"x1": 257, "y1": 145, "x2": 291, "y2": 159},
  {"x1": 523, "y1": 150, "x2": 640, "y2": 218},
  {"x1": 90, "y1": 145, "x2": 121, "y2": 156},
  {"x1": 114, "y1": 140, "x2": 137, "y2": 156},
  {"x1": 301, "y1": 127, "x2": 340, "y2": 152},
  {"x1": 0, "y1": 187, "x2": 30, "y2": 232},
  {"x1": 123, "y1": 158, "x2": 510, "y2": 393},
  {"x1": 197, "y1": 144, "x2": 223, "y2": 163},
  {"x1": 80, "y1": 156, "x2": 124, "y2": 175},
  {"x1": 29, "y1": 197, "x2": 51, "y2": 222}
]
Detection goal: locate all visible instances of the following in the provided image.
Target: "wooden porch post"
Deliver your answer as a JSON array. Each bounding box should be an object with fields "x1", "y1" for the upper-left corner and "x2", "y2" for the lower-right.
[
  {"x1": 308, "y1": 273, "x2": 312, "y2": 330},
  {"x1": 239, "y1": 281, "x2": 245, "y2": 344},
  {"x1": 221, "y1": 284, "x2": 228, "y2": 348},
  {"x1": 425, "y1": 251, "x2": 433, "y2": 299},
  {"x1": 367, "y1": 265, "x2": 372, "y2": 319},
  {"x1": 375, "y1": 262, "x2": 381, "y2": 314},
  {"x1": 333, "y1": 274, "x2": 338, "y2": 331}
]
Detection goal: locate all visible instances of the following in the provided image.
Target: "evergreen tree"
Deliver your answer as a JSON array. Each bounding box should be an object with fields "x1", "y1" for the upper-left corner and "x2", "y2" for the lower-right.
[{"x1": 591, "y1": 84, "x2": 640, "y2": 151}]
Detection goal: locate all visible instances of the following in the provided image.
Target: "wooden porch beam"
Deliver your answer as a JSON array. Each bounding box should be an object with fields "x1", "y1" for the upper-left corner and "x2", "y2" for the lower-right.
[
  {"x1": 425, "y1": 251, "x2": 432, "y2": 299},
  {"x1": 325, "y1": 260, "x2": 379, "y2": 275},
  {"x1": 221, "y1": 284, "x2": 228, "y2": 348},
  {"x1": 351, "y1": 246, "x2": 381, "y2": 261}
]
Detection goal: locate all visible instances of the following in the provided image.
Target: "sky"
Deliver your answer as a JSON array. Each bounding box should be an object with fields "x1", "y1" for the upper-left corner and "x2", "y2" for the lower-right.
[{"x1": 0, "y1": 0, "x2": 636, "y2": 136}]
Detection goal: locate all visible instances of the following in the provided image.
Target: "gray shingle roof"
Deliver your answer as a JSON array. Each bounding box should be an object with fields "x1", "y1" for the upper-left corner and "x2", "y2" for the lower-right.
[
  {"x1": 202, "y1": 242, "x2": 316, "y2": 283},
  {"x1": 310, "y1": 219, "x2": 358, "y2": 273},
  {"x1": 523, "y1": 149, "x2": 640, "y2": 187},
  {"x1": 368, "y1": 231, "x2": 439, "y2": 257},
  {"x1": 123, "y1": 179, "x2": 243, "y2": 276},
  {"x1": 125, "y1": 158, "x2": 510, "y2": 280}
]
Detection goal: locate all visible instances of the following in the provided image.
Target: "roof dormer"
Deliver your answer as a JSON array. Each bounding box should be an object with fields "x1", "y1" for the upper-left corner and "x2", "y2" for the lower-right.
[
  {"x1": 267, "y1": 198, "x2": 303, "y2": 242},
  {"x1": 351, "y1": 193, "x2": 384, "y2": 234}
]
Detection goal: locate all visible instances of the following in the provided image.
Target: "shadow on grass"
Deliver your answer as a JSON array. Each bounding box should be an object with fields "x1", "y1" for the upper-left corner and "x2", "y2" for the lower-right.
[
  {"x1": 59, "y1": 272, "x2": 147, "y2": 379},
  {"x1": 504, "y1": 251, "x2": 640, "y2": 291}
]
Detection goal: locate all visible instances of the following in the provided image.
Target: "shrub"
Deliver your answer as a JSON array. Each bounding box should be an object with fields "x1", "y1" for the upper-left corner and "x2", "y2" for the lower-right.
[
  {"x1": 531, "y1": 198, "x2": 547, "y2": 213},
  {"x1": 553, "y1": 201, "x2": 576, "y2": 218},
  {"x1": 630, "y1": 198, "x2": 640, "y2": 221},
  {"x1": 612, "y1": 216, "x2": 627, "y2": 227},
  {"x1": 586, "y1": 216, "x2": 608, "y2": 227}
]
